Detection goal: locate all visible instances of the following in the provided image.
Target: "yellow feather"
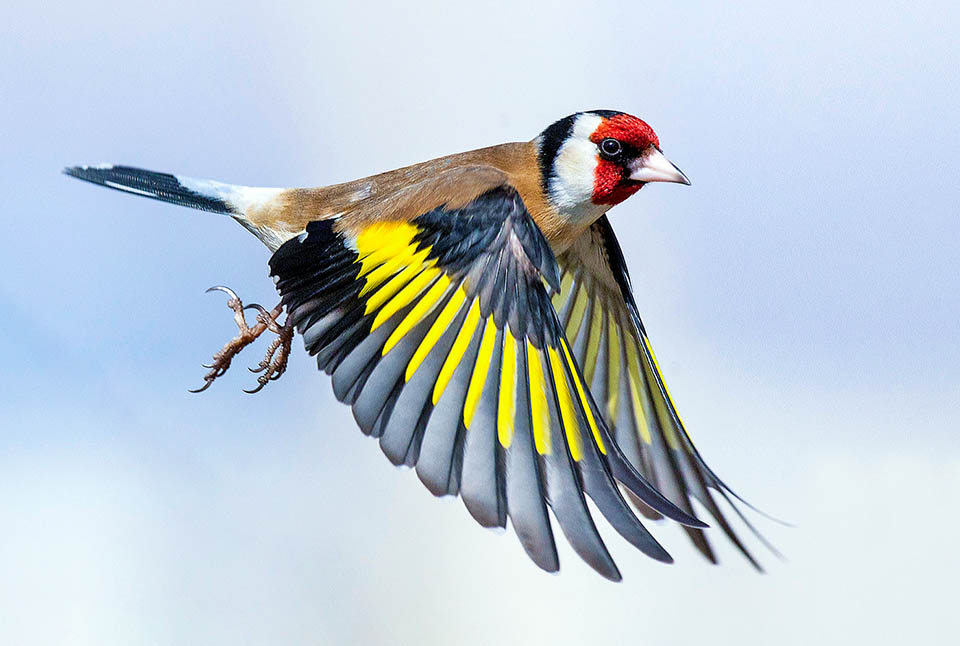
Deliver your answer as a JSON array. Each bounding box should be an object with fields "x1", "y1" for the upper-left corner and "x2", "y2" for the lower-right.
[
  {"x1": 562, "y1": 339, "x2": 604, "y2": 454},
  {"x1": 433, "y1": 300, "x2": 481, "y2": 405},
  {"x1": 355, "y1": 222, "x2": 428, "y2": 296},
  {"x1": 527, "y1": 341, "x2": 551, "y2": 455},
  {"x1": 497, "y1": 332, "x2": 517, "y2": 448},
  {"x1": 362, "y1": 247, "x2": 430, "y2": 307},
  {"x1": 552, "y1": 271, "x2": 574, "y2": 309},
  {"x1": 463, "y1": 317, "x2": 497, "y2": 429},
  {"x1": 565, "y1": 285, "x2": 588, "y2": 337},
  {"x1": 378, "y1": 271, "x2": 448, "y2": 341},
  {"x1": 359, "y1": 255, "x2": 402, "y2": 292},
  {"x1": 641, "y1": 337, "x2": 681, "y2": 449},
  {"x1": 355, "y1": 222, "x2": 419, "y2": 278},
  {"x1": 582, "y1": 301, "x2": 603, "y2": 385},
  {"x1": 548, "y1": 346, "x2": 582, "y2": 462},
  {"x1": 626, "y1": 342, "x2": 654, "y2": 445},
  {"x1": 404, "y1": 287, "x2": 466, "y2": 381},
  {"x1": 607, "y1": 316, "x2": 621, "y2": 423}
]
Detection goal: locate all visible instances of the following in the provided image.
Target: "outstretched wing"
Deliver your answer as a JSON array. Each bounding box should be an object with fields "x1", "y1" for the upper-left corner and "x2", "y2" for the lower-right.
[
  {"x1": 553, "y1": 215, "x2": 776, "y2": 569},
  {"x1": 268, "y1": 185, "x2": 706, "y2": 580}
]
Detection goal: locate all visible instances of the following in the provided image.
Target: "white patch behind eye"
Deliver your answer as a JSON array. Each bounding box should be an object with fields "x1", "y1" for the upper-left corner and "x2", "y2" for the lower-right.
[{"x1": 547, "y1": 113, "x2": 608, "y2": 225}]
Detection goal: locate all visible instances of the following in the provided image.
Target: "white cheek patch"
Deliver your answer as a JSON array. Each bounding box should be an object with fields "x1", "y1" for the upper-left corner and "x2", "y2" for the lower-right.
[
  {"x1": 548, "y1": 113, "x2": 609, "y2": 224},
  {"x1": 551, "y1": 138, "x2": 597, "y2": 208}
]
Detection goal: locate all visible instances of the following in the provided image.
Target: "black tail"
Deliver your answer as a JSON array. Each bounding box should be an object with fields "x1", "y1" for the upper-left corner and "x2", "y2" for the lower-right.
[{"x1": 63, "y1": 164, "x2": 238, "y2": 215}]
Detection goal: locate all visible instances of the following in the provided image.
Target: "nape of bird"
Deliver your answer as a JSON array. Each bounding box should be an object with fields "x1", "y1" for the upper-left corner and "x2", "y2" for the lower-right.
[{"x1": 65, "y1": 110, "x2": 779, "y2": 580}]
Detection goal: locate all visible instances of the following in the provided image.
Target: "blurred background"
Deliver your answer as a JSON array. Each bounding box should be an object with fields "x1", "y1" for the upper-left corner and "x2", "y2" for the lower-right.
[{"x1": 1, "y1": 1, "x2": 958, "y2": 643}]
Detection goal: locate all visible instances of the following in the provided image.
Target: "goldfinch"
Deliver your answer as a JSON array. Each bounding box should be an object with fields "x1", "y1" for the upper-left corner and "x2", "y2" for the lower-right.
[{"x1": 65, "y1": 110, "x2": 774, "y2": 580}]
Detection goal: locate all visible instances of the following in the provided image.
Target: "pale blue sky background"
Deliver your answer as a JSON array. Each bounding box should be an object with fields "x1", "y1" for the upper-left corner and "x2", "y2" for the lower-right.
[{"x1": 2, "y1": 1, "x2": 958, "y2": 644}]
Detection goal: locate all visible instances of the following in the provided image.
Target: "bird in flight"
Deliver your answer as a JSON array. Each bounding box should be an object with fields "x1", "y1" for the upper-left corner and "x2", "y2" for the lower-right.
[{"x1": 65, "y1": 110, "x2": 776, "y2": 580}]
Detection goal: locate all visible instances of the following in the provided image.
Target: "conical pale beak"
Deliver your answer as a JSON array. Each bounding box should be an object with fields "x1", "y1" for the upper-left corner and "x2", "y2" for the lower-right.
[{"x1": 629, "y1": 147, "x2": 691, "y2": 185}]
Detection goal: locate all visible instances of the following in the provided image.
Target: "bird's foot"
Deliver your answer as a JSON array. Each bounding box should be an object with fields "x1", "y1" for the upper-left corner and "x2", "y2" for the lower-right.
[
  {"x1": 190, "y1": 286, "x2": 293, "y2": 394},
  {"x1": 243, "y1": 303, "x2": 294, "y2": 393}
]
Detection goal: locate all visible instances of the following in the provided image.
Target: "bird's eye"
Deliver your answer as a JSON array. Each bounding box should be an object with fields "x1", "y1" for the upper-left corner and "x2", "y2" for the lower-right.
[{"x1": 599, "y1": 138, "x2": 623, "y2": 160}]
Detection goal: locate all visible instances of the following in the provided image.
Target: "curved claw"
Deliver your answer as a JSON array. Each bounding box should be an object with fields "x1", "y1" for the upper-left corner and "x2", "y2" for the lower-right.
[
  {"x1": 243, "y1": 381, "x2": 267, "y2": 394},
  {"x1": 189, "y1": 382, "x2": 213, "y2": 394},
  {"x1": 243, "y1": 303, "x2": 270, "y2": 316},
  {"x1": 205, "y1": 285, "x2": 240, "y2": 300}
]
